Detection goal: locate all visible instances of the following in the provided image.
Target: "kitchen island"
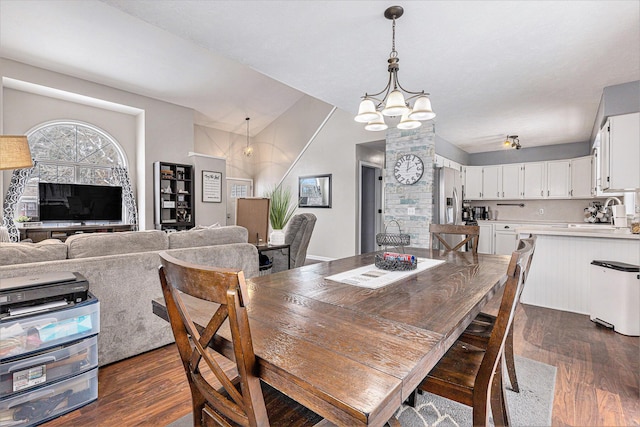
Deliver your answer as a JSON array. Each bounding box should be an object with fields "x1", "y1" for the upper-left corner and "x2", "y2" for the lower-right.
[{"x1": 515, "y1": 224, "x2": 639, "y2": 314}]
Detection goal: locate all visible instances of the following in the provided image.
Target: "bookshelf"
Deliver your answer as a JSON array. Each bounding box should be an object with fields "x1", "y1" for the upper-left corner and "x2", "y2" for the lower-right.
[{"x1": 153, "y1": 161, "x2": 195, "y2": 231}]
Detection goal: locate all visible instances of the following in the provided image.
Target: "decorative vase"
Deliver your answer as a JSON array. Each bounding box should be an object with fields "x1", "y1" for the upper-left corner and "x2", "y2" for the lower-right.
[{"x1": 270, "y1": 229, "x2": 285, "y2": 245}]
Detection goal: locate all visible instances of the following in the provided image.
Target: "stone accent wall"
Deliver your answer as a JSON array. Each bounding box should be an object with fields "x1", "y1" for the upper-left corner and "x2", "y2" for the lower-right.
[{"x1": 384, "y1": 124, "x2": 435, "y2": 248}]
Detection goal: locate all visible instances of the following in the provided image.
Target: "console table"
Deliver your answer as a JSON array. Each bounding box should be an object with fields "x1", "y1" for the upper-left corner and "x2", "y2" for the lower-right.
[{"x1": 19, "y1": 224, "x2": 134, "y2": 243}]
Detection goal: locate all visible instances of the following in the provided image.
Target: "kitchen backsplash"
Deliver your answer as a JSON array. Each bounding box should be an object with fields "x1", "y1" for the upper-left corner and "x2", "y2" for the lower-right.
[{"x1": 470, "y1": 199, "x2": 601, "y2": 223}]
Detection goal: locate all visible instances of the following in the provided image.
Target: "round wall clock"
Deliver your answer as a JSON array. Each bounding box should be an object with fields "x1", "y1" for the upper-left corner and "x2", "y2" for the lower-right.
[{"x1": 394, "y1": 154, "x2": 424, "y2": 185}]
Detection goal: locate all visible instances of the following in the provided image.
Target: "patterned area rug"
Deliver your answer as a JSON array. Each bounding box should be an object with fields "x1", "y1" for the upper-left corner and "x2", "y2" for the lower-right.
[
  {"x1": 394, "y1": 356, "x2": 556, "y2": 427},
  {"x1": 166, "y1": 356, "x2": 556, "y2": 427}
]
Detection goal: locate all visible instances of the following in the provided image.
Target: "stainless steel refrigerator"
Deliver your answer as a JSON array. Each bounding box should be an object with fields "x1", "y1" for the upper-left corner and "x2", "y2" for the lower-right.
[{"x1": 432, "y1": 166, "x2": 464, "y2": 249}]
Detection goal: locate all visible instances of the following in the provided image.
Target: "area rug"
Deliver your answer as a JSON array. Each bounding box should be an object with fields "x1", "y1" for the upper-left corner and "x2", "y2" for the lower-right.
[{"x1": 166, "y1": 356, "x2": 556, "y2": 427}]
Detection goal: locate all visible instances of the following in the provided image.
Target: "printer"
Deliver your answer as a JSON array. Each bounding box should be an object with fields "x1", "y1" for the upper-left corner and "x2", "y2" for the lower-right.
[{"x1": 0, "y1": 272, "x2": 89, "y2": 319}]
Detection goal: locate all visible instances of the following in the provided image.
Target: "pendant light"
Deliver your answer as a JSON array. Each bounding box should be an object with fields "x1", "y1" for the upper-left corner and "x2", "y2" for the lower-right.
[
  {"x1": 243, "y1": 117, "x2": 254, "y2": 157},
  {"x1": 355, "y1": 6, "x2": 436, "y2": 131}
]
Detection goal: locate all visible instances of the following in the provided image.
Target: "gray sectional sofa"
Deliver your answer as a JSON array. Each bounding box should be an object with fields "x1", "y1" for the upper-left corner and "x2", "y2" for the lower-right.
[{"x1": 0, "y1": 226, "x2": 258, "y2": 366}]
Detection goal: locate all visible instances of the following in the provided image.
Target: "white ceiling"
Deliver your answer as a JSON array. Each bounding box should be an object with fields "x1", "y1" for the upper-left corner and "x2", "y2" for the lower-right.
[{"x1": 1, "y1": 1, "x2": 639, "y2": 153}]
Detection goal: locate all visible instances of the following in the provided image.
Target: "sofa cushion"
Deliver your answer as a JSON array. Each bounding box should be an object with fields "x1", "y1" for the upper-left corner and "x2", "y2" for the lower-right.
[
  {"x1": 66, "y1": 230, "x2": 168, "y2": 259},
  {"x1": 0, "y1": 239, "x2": 67, "y2": 266},
  {"x1": 168, "y1": 225, "x2": 248, "y2": 249}
]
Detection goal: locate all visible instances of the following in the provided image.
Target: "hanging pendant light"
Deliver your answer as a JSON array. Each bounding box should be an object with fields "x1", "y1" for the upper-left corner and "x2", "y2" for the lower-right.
[
  {"x1": 243, "y1": 117, "x2": 254, "y2": 157},
  {"x1": 355, "y1": 6, "x2": 436, "y2": 131}
]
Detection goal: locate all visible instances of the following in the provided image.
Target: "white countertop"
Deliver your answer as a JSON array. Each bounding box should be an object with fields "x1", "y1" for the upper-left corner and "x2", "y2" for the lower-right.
[{"x1": 515, "y1": 224, "x2": 640, "y2": 240}]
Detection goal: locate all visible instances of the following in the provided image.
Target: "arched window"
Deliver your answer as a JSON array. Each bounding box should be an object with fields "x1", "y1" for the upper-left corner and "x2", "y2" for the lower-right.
[{"x1": 16, "y1": 121, "x2": 128, "y2": 220}]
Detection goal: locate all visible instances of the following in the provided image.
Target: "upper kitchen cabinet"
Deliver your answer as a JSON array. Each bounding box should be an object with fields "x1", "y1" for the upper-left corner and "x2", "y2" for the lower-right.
[
  {"x1": 570, "y1": 156, "x2": 593, "y2": 198},
  {"x1": 522, "y1": 162, "x2": 546, "y2": 199},
  {"x1": 546, "y1": 160, "x2": 571, "y2": 198},
  {"x1": 434, "y1": 154, "x2": 462, "y2": 172},
  {"x1": 502, "y1": 164, "x2": 523, "y2": 199},
  {"x1": 483, "y1": 166, "x2": 502, "y2": 199},
  {"x1": 600, "y1": 112, "x2": 640, "y2": 191},
  {"x1": 464, "y1": 166, "x2": 483, "y2": 199}
]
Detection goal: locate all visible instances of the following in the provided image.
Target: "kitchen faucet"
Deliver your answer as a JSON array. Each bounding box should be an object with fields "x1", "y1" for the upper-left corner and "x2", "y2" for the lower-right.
[{"x1": 603, "y1": 197, "x2": 622, "y2": 208}]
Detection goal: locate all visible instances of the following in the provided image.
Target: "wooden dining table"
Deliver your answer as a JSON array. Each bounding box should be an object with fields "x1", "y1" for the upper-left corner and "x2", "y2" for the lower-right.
[{"x1": 152, "y1": 248, "x2": 510, "y2": 427}]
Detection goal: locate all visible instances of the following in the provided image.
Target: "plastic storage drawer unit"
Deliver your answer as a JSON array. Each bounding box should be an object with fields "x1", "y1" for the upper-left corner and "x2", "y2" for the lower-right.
[
  {"x1": 0, "y1": 367, "x2": 98, "y2": 426},
  {"x1": 0, "y1": 295, "x2": 99, "y2": 361},
  {"x1": 590, "y1": 260, "x2": 640, "y2": 336},
  {"x1": 0, "y1": 335, "x2": 98, "y2": 398}
]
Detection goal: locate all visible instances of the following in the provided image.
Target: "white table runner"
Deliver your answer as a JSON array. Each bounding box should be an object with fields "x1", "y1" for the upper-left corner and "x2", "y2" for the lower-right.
[{"x1": 325, "y1": 258, "x2": 445, "y2": 289}]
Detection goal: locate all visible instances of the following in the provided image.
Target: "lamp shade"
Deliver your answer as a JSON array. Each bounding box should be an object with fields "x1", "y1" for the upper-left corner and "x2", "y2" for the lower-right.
[
  {"x1": 381, "y1": 90, "x2": 409, "y2": 117},
  {"x1": 408, "y1": 95, "x2": 436, "y2": 121},
  {"x1": 364, "y1": 112, "x2": 389, "y2": 131},
  {"x1": 354, "y1": 98, "x2": 379, "y2": 123},
  {"x1": 397, "y1": 111, "x2": 422, "y2": 130},
  {"x1": 0, "y1": 136, "x2": 33, "y2": 170}
]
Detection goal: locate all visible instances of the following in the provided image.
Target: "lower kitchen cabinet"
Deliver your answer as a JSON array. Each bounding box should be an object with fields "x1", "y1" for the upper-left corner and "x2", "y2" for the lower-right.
[
  {"x1": 478, "y1": 223, "x2": 494, "y2": 254},
  {"x1": 494, "y1": 223, "x2": 521, "y2": 255}
]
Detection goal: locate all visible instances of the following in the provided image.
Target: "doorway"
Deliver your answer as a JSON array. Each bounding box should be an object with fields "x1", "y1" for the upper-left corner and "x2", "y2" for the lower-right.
[
  {"x1": 225, "y1": 178, "x2": 253, "y2": 226},
  {"x1": 360, "y1": 163, "x2": 383, "y2": 254}
]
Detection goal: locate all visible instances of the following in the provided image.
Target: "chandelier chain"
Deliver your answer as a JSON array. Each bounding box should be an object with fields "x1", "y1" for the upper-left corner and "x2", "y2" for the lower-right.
[{"x1": 391, "y1": 16, "x2": 397, "y2": 57}]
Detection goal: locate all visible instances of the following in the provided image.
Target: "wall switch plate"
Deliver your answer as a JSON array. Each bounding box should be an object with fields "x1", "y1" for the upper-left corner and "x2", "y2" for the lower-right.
[
  {"x1": 408, "y1": 207, "x2": 416, "y2": 215},
  {"x1": 539, "y1": 208, "x2": 544, "y2": 215}
]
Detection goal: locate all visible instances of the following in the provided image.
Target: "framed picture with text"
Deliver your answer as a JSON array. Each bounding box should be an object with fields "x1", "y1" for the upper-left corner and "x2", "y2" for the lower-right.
[{"x1": 202, "y1": 170, "x2": 222, "y2": 203}]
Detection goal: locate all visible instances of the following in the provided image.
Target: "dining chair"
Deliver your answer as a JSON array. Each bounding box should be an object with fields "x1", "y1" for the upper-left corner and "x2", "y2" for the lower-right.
[
  {"x1": 429, "y1": 223, "x2": 480, "y2": 253},
  {"x1": 406, "y1": 238, "x2": 535, "y2": 427},
  {"x1": 459, "y1": 236, "x2": 537, "y2": 393},
  {"x1": 157, "y1": 251, "x2": 323, "y2": 427}
]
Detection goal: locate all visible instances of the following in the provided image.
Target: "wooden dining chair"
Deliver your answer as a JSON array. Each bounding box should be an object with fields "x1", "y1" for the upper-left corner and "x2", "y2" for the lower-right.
[
  {"x1": 407, "y1": 238, "x2": 535, "y2": 427},
  {"x1": 429, "y1": 223, "x2": 480, "y2": 254},
  {"x1": 157, "y1": 251, "x2": 323, "y2": 427},
  {"x1": 459, "y1": 236, "x2": 537, "y2": 393}
]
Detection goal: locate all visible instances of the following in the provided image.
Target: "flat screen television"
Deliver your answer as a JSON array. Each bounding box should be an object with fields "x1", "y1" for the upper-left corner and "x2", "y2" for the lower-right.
[{"x1": 39, "y1": 183, "x2": 123, "y2": 222}]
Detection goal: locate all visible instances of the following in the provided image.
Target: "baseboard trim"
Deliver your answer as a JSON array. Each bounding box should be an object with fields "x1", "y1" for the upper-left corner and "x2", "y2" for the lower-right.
[{"x1": 306, "y1": 254, "x2": 336, "y2": 262}]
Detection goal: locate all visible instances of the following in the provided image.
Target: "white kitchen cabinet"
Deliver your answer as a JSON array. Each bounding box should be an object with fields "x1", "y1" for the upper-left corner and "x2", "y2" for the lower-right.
[
  {"x1": 464, "y1": 166, "x2": 483, "y2": 199},
  {"x1": 494, "y1": 223, "x2": 521, "y2": 255},
  {"x1": 522, "y1": 162, "x2": 546, "y2": 198},
  {"x1": 501, "y1": 164, "x2": 523, "y2": 199},
  {"x1": 483, "y1": 166, "x2": 502, "y2": 199},
  {"x1": 478, "y1": 223, "x2": 494, "y2": 254},
  {"x1": 601, "y1": 112, "x2": 640, "y2": 191},
  {"x1": 570, "y1": 156, "x2": 593, "y2": 198},
  {"x1": 546, "y1": 160, "x2": 571, "y2": 198}
]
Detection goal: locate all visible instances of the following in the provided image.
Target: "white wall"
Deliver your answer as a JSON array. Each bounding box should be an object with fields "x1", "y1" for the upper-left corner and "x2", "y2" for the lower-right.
[
  {"x1": 194, "y1": 124, "x2": 252, "y2": 180},
  {"x1": 258, "y1": 105, "x2": 383, "y2": 259},
  {"x1": 188, "y1": 152, "x2": 227, "y2": 226},
  {"x1": 1, "y1": 59, "x2": 194, "y2": 229}
]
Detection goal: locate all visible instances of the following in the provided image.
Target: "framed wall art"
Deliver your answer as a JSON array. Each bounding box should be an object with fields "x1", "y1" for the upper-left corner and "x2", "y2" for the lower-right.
[
  {"x1": 202, "y1": 170, "x2": 222, "y2": 203},
  {"x1": 298, "y1": 174, "x2": 332, "y2": 208}
]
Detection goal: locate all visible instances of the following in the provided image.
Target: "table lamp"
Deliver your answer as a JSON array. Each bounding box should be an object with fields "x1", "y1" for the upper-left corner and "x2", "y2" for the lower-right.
[{"x1": 1, "y1": 135, "x2": 33, "y2": 242}]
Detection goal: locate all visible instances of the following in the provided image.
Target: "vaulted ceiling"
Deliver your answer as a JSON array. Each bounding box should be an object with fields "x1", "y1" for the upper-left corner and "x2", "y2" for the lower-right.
[{"x1": 1, "y1": 1, "x2": 638, "y2": 153}]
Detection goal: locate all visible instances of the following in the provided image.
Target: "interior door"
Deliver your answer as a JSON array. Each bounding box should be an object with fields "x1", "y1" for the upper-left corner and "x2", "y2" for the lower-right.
[
  {"x1": 226, "y1": 178, "x2": 253, "y2": 226},
  {"x1": 360, "y1": 164, "x2": 383, "y2": 254}
]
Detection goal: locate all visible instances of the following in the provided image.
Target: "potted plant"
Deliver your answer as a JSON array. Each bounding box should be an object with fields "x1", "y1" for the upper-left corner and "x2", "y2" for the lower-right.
[{"x1": 265, "y1": 185, "x2": 296, "y2": 245}]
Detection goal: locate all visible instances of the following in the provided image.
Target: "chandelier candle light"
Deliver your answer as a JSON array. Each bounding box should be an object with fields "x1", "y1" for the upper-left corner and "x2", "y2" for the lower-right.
[{"x1": 355, "y1": 6, "x2": 436, "y2": 131}]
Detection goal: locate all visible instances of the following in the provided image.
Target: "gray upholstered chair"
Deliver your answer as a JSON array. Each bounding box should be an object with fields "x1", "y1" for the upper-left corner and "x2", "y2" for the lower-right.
[{"x1": 271, "y1": 213, "x2": 317, "y2": 273}]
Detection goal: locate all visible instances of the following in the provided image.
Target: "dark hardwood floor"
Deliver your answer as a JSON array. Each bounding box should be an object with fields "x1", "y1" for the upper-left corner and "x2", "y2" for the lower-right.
[{"x1": 41, "y1": 303, "x2": 638, "y2": 427}]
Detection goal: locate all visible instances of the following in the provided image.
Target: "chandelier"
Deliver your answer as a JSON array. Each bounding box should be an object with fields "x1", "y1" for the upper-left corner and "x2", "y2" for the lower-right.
[
  {"x1": 243, "y1": 117, "x2": 253, "y2": 157},
  {"x1": 354, "y1": 5, "x2": 436, "y2": 131},
  {"x1": 504, "y1": 135, "x2": 521, "y2": 150}
]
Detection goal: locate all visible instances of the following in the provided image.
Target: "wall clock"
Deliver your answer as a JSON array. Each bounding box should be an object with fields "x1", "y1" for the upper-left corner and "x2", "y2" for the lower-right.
[{"x1": 394, "y1": 154, "x2": 424, "y2": 185}]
